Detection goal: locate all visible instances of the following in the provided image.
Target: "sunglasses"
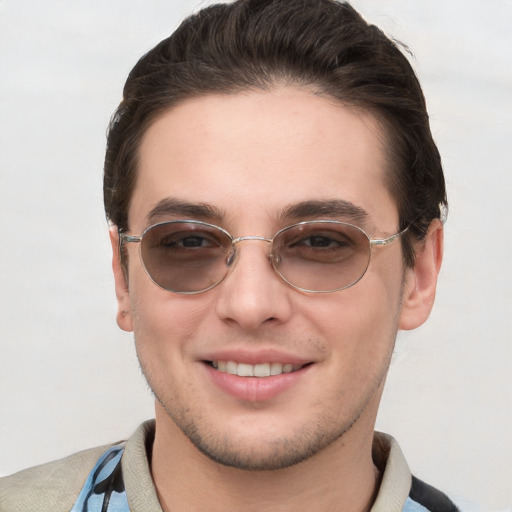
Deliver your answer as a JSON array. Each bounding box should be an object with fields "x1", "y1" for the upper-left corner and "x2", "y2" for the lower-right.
[{"x1": 119, "y1": 219, "x2": 408, "y2": 294}]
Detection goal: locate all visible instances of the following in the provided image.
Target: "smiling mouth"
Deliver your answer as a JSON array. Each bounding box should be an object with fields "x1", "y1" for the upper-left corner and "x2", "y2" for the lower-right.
[{"x1": 207, "y1": 361, "x2": 306, "y2": 377}]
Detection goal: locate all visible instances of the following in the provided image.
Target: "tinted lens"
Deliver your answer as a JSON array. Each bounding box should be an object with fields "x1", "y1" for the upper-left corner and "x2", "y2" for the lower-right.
[
  {"x1": 272, "y1": 221, "x2": 371, "y2": 292},
  {"x1": 140, "y1": 221, "x2": 232, "y2": 293}
]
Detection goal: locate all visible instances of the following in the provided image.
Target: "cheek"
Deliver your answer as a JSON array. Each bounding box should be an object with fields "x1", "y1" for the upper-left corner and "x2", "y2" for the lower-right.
[
  {"x1": 127, "y1": 268, "x2": 213, "y2": 360},
  {"x1": 305, "y1": 264, "x2": 404, "y2": 363}
]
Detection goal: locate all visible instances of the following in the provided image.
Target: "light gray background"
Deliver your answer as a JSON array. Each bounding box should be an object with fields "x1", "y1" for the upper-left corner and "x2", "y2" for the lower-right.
[{"x1": 0, "y1": 1, "x2": 510, "y2": 510}]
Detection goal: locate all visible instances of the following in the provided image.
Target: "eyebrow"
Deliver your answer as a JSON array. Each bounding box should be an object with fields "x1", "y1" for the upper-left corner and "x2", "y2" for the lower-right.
[
  {"x1": 147, "y1": 197, "x2": 225, "y2": 224},
  {"x1": 146, "y1": 197, "x2": 368, "y2": 227},
  {"x1": 279, "y1": 199, "x2": 369, "y2": 224}
]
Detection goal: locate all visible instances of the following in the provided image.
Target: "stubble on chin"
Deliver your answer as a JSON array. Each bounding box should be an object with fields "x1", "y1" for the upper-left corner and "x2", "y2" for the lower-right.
[
  {"x1": 156, "y1": 396, "x2": 355, "y2": 471},
  {"x1": 145, "y1": 370, "x2": 388, "y2": 472}
]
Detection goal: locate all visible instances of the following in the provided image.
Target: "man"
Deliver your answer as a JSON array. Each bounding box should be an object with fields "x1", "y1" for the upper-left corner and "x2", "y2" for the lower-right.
[{"x1": 0, "y1": 1, "x2": 458, "y2": 511}]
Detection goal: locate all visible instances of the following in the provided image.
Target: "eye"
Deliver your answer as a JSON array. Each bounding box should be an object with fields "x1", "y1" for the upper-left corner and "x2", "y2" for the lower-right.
[
  {"x1": 181, "y1": 236, "x2": 210, "y2": 248},
  {"x1": 289, "y1": 228, "x2": 356, "y2": 251},
  {"x1": 298, "y1": 234, "x2": 350, "y2": 249},
  {"x1": 275, "y1": 223, "x2": 366, "y2": 265},
  {"x1": 158, "y1": 231, "x2": 221, "y2": 249}
]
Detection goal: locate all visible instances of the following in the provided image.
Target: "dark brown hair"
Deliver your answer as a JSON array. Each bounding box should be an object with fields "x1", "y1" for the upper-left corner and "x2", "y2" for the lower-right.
[{"x1": 104, "y1": 0, "x2": 447, "y2": 266}]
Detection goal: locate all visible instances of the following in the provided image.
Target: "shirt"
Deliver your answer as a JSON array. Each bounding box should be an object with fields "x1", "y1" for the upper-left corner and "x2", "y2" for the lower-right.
[{"x1": 0, "y1": 420, "x2": 459, "y2": 511}]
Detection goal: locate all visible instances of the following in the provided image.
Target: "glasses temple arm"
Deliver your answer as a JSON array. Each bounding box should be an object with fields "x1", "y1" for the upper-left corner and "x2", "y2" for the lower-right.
[
  {"x1": 119, "y1": 233, "x2": 142, "y2": 246},
  {"x1": 370, "y1": 224, "x2": 410, "y2": 247}
]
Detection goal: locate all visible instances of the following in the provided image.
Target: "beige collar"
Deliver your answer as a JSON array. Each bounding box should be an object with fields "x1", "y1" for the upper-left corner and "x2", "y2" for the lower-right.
[{"x1": 122, "y1": 421, "x2": 412, "y2": 512}]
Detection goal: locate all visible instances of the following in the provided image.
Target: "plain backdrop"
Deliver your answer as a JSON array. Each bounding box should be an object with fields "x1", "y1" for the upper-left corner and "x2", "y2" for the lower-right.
[{"x1": 0, "y1": 1, "x2": 511, "y2": 510}]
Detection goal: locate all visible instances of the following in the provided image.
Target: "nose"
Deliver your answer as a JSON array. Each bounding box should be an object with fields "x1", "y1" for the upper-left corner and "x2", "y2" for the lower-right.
[{"x1": 215, "y1": 239, "x2": 293, "y2": 330}]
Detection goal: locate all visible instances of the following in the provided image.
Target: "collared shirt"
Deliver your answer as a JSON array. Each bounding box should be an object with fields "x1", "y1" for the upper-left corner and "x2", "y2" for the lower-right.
[{"x1": 0, "y1": 420, "x2": 459, "y2": 511}]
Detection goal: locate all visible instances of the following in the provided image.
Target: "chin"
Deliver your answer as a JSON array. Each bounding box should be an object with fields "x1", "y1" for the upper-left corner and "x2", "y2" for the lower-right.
[
  {"x1": 160, "y1": 399, "x2": 360, "y2": 471},
  {"x1": 187, "y1": 432, "x2": 341, "y2": 471}
]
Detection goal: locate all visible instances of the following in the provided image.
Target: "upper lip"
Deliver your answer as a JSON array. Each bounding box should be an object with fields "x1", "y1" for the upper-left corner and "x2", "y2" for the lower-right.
[{"x1": 199, "y1": 348, "x2": 313, "y2": 366}]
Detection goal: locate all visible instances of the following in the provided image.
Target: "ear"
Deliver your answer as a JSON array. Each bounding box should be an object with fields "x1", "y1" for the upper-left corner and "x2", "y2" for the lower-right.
[
  {"x1": 109, "y1": 226, "x2": 133, "y2": 332},
  {"x1": 398, "y1": 219, "x2": 444, "y2": 330}
]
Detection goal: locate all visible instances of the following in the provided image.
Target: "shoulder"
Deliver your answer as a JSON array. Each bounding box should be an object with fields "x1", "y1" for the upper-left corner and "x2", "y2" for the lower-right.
[{"x1": 0, "y1": 443, "x2": 116, "y2": 512}]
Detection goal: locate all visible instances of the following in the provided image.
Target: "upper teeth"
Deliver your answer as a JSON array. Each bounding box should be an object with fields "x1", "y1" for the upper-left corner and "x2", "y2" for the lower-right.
[{"x1": 212, "y1": 361, "x2": 302, "y2": 377}]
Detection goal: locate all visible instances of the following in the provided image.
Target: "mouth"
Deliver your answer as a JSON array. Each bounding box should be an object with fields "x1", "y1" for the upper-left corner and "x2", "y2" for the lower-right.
[
  {"x1": 207, "y1": 360, "x2": 307, "y2": 377},
  {"x1": 202, "y1": 357, "x2": 313, "y2": 401}
]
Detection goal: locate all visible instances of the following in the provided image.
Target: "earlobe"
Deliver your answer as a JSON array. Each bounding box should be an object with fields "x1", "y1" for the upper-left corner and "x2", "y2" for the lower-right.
[
  {"x1": 398, "y1": 219, "x2": 444, "y2": 331},
  {"x1": 109, "y1": 227, "x2": 134, "y2": 332}
]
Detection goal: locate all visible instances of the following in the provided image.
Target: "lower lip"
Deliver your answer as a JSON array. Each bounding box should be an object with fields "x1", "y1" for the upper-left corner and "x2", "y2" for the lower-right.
[{"x1": 203, "y1": 363, "x2": 311, "y2": 402}]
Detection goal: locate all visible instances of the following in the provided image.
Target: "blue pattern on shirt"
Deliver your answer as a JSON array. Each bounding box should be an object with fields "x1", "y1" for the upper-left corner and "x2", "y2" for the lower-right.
[{"x1": 70, "y1": 444, "x2": 129, "y2": 512}]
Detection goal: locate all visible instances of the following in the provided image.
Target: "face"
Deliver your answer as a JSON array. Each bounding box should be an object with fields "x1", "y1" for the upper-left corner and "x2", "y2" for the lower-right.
[{"x1": 114, "y1": 86, "x2": 425, "y2": 470}]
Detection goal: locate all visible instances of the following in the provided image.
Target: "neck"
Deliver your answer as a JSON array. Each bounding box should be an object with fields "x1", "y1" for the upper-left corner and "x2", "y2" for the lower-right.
[{"x1": 151, "y1": 408, "x2": 380, "y2": 512}]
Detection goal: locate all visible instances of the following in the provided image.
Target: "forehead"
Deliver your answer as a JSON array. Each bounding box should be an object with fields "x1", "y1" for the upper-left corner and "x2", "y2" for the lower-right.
[{"x1": 129, "y1": 87, "x2": 396, "y2": 230}]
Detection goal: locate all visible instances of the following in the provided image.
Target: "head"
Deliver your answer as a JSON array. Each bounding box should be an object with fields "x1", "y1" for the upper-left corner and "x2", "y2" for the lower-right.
[
  {"x1": 104, "y1": 0, "x2": 445, "y2": 471},
  {"x1": 104, "y1": 0, "x2": 447, "y2": 266}
]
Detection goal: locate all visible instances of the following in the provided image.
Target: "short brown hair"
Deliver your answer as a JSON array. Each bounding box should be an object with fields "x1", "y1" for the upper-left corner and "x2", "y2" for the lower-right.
[{"x1": 104, "y1": 0, "x2": 447, "y2": 266}]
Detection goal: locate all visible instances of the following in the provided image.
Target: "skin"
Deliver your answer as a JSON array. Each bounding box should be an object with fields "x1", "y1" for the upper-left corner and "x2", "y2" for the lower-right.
[{"x1": 111, "y1": 86, "x2": 443, "y2": 512}]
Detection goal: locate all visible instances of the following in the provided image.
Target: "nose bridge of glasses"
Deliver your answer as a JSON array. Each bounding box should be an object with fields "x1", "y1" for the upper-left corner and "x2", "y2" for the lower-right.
[
  {"x1": 232, "y1": 235, "x2": 273, "y2": 245},
  {"x1": 227, "y1": 236, "x2": 275, "y2": 268}
]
